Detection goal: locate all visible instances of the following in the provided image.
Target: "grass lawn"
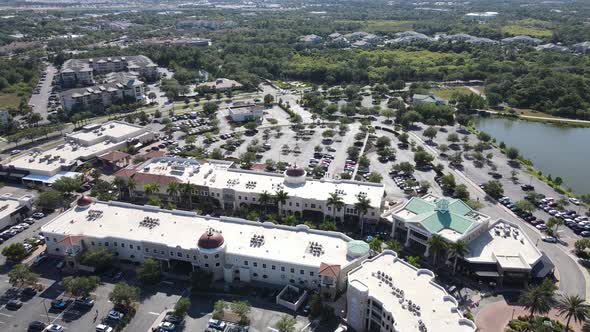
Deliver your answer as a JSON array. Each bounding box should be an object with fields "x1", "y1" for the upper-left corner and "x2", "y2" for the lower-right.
[
  {"x1": 0, "y1": 93, "x2": 21, "y2": 110},
  {"x1": 501, "y1": 19, "x2": 554, "y2": 38},
  {"x1": 431, "y1": 87, "x2": 475, "y2": 100}
]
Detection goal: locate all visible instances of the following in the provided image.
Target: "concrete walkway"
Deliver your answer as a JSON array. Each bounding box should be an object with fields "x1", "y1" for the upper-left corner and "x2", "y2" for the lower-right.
[{"x1": 480, "y1": 110, "x2": 590, "y2": 125}]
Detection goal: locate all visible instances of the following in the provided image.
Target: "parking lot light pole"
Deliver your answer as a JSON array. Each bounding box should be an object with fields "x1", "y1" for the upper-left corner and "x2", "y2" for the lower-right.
[{"x1": 42, "y1": 299, "x2": 50, "y2": 324}]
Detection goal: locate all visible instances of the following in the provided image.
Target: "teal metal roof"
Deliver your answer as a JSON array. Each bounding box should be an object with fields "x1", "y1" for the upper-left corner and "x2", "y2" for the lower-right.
[{"x1": 403, "y1": 197, "x2": 476, "y2": 235}]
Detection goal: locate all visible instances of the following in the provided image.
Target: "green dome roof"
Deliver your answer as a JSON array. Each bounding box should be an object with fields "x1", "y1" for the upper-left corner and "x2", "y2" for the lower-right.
[{"x1": 347, "y1": 240, "x2": 370, "y2": 258}]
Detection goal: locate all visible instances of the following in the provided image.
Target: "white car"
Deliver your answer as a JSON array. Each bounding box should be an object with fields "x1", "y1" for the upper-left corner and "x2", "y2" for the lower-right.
[
  {"x1": 18, "y1": 223, "x2": 30, "y2": 229},
  {"x1": 542, "y1": 236, "x2": 557, "y2": 243},
  {"x1": 569, "y1": 197, "x2": 581, "y2": 205},
  {"x1": 107, "y1": 310, "x2": 124, "y2": 320},
  {"x1": 46, "y1": 324, "x2": 65, "y2": 332},
  {"x1": 96, "y1": 324, "x2": 114, "y2": 332},
  {"x1": 11, "y1": 225, "x2": 24, "y2": 233},
  {"x1": 158, "y1": 322, "x2": 176, "y2": 331}
]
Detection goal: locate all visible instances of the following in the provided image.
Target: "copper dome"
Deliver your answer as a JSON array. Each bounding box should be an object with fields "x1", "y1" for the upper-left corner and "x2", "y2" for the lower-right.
[
  {"x1": 77, "y1": 195, "x2": 94, "y2": 207},
  {"x1": 285, "y1": 165, "x2": 305, "y2": 177},
  {"x1": 198, "y1": 229, "x2": 224, "y2": 249}
]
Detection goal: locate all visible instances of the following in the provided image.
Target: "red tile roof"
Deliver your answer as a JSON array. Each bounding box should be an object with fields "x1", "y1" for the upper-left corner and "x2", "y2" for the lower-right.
[
  {"x1": 114, "y1": 168, "x2": 137, "y2": 178},
  {"x1": 319, "y1": 263, "x2": 341, "y2": 278},
  {"x1": 99, "y1": 150, "x2": 130, "y2": 162},
  {"x1": 133, "y1": 173, "x2": 179, "y2": 186},
  {"x1": 143, "y1": 150, "x2": 166, "y2": 160}
]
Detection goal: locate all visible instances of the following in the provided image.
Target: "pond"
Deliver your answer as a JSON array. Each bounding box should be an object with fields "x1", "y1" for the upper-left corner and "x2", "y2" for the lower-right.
[{"x1": 472, "y1": 116, "x2": 590, "y2": 194}]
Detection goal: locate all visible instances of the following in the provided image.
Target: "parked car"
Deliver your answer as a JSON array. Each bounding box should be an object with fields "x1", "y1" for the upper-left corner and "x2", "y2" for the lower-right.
[
  {"x1": 164, "y1": 314, "x2": 182, "y2": 324},
  {"x1": 542, "y1": 236, "x2": 557, "y2": 243},
  {"x1": 107, "y1": 310, "x2": 124, "y2": 320},
  {"x1": 22, "y1": 287, "x2": 37, "y2": 296},
  {"x1": 570, "y1": 197, "x2": 581, "y2": 205},
  {"x1": 208, "y1": 319, "x2": 226, "y2": 331},
  {"x1": 32, "y1": 212, "x2": 45, "y2": 219},
  {"x1": 45, "y1": 324, "x2": 64, "y2": 332},
  {"x1": 51, "y1": 299, "x2": 68, "y2": 310},
  {"x1": 74, "y1": 297, "x2": 95, "y2": 309},
  {"x1": 158, "y1": 322, "x2": 176, "y2": 331},
  {"x1": 521, "y1": 184, "x2": 535, "y2": 191},
  {"x1": 95, "y1": 324, "x2": 113, "y2": 332},
  {"x1": 28, "y1": 320, "x2": 47, "y2": 331},
  {"x1": 23, "y1": 217, "x2": 36, "y2": 224},
  {"x1": 6, "y1": 299, "x2": 22, "y2": 310}
]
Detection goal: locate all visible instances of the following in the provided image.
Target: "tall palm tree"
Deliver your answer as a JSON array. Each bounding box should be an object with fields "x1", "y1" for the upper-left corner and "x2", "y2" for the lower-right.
[
  {"x1": 258, "y1": 191, "x2": 272, "y2": 219},
  {"x1": 556, "y1": 295, "x2": 589, "y2": 330},
  {"x1": 448, "y1": 240, "x2": 468, "y2": 274},
  {"x1": 274, "y1": 190, "x2": 289, "y2": 217},
  {"x1": 181, "y1": 182, "x2": 195, "y2": 209},
  {"x1": 167, "y1": 182, "x2": 179, "y2": 204},
  {"x1": 354, "y1": 196, "x2": 371, "y2": 235},
  {"x1": 427, "y1": 234, "x2": 447, "y2": 267},
  {"x1": 127, "y1": 177, "x2": 137, "y2": 201},
  {"x1": 326, "y1": 192, "x2": 345, "y2": 221},
  {"x1": 583, "y1": 321, "x2": 590, "y2": 332},
  {"x1": 113, "y1": 177, "x2": 126, "y2": 200},
  {"x1": 519, "y1": 285, "x2": 553, "y2": 319}
]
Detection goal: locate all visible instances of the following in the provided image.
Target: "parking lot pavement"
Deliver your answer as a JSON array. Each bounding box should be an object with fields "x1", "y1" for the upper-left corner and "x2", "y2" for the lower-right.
[
  {"x1": 0, "y1": 185, "x2": 38, "y2": 199},
  {"x1": 28, "y1": 63, "x2": 57, "y2": 123},
  {"x1": 125, "y1": 281, "x2": 185, "y2": 332}
]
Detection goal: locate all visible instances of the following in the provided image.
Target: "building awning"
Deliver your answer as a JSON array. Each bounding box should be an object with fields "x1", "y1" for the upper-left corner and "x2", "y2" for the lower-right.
[
  {"x1": 474, "y1": 271, "x2": 501, "y2": 278},
  {"x1": 23, "y1": 171, "x2": 82, "y2": 184},
  {"x1": 531, "y1": 252, "x2": 555, "y2": 278},
  {"x1": 8, "y1": 172, "x2": 28, "y2": 178}
]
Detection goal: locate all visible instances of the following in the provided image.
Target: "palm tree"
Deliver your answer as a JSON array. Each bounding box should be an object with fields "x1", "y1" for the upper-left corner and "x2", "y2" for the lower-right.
[
  {"x1": 448, "y1": 240, "x2": 468, "y2": 274},
  {"x1": 556, "y1": 295, "x2": 589, "y2": 330},
  {"x1": 181, "y1": 182, "x2": 195, "y2": 209},
  {"x1": 583, "y1": 321, "x2": 590, "y2": 332},
  {"x1": 167, "y1": 182, "x2": 179, "y2": 204},
  {"x1": 274, "y1": 190, "x2": 289, "y2": 217},
  {"x1": 258, "y1": 191, "x2": 272, "y2": 219},
  {"x1": 144, "y1": 183, "x2": 160, "y2": 197},
  {"x1": 426, "y1": 234, "x2": 447, "y2": 267},
  {"x1": 113, "y1": 177, "x2": 126, "y2": 199},
  {"x1": 326, "y1": 192, "x2": 344, "y2": 221},
  {"x1": 354, "y1": 196, "x2": 371, "y2": 235},
  {"x1": 519, "y1": 285, "x2": 552, "y2": 319},
  {"x1": 127, "y1": 177, "x2": 137, "y2": 201}
]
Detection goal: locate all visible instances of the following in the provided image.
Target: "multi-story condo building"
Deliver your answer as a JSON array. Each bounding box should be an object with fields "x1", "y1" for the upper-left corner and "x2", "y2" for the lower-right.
[
  {"x1": 41, "y1": 198, "x2": 371, "y2": 299},
  {"x1": 346, "y1": 250, "x2": 476, "y2": 332},
  {"x1": 60, "y1": 79, "x2": 145, "y2": 112},
  {"x1": 114, "y1": 157, "x2": 385, "y2": 223},
  {"x1": 59, "y1": 55, "x2": 157, "y2": 88}
]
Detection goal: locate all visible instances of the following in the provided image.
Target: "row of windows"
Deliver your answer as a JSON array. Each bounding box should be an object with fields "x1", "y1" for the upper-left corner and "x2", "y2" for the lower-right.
[
  {"x1": 91, "y1": 240, "x2": 142, "y2": 251},
  {"x1": 243, "y1": 260, "x2": 315, "y2": 277}
]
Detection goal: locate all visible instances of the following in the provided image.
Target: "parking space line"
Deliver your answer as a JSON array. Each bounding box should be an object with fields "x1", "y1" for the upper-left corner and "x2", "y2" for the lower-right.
[
  {"x1": 148, "y1": 312, "x2": 160, "y2": 316},
  {"x1": 0, "y1": 312, "x2": 12, "y2": 317}
]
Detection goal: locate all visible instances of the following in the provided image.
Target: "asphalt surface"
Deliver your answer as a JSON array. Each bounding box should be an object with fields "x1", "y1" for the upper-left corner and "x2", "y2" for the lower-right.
[{"x1": 27, "y1": 63, "x2": 57, "y2": 124}]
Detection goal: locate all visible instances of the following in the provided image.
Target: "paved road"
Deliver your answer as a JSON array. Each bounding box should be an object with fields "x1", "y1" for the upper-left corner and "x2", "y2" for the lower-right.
[{"x1": 481, "y1": 109, "x2": 590, "y2": 125}]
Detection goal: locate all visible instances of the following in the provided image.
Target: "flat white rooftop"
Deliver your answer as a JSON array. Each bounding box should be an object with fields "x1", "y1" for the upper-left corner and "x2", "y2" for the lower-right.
[
  {"x1": 465, "y1": 220, "x2": 541, "y2": 270},
  {"x1": 0, "y1": 197, "x2": 25, "y2": 221},
  {"x1": 136, "y1": 157, "x2": 384, "y2": 209},
  {"x1": 6, "y1": 121, "x2": 147, "y2": 176},
  {"x1": 68, "y1": 122, "x2": 143, "y2": 144},
  {"x1": 348, "y1": 251, "x2": 476, "y2": 332},
  {"x1": 41, "y1": 200, "x2": 359, "y2": 268}
]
